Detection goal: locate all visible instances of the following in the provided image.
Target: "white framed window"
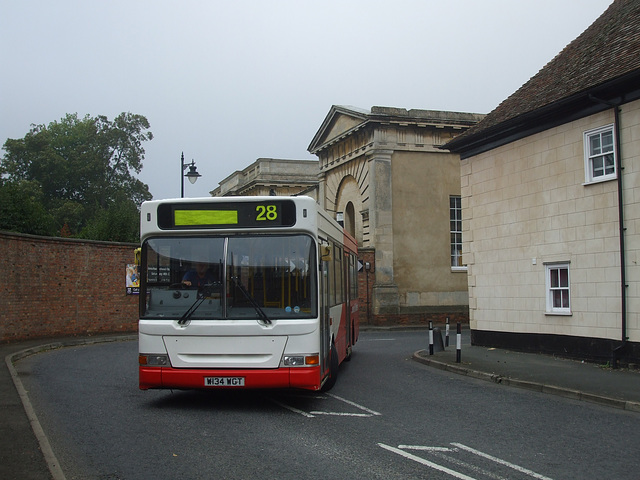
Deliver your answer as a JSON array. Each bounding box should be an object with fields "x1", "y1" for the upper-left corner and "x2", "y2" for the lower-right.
[
  {"x1": 545, "y1": 262, "x2": 571, "y2": 315},
  {"x1": 450, "y1": 196, "x2": 465, "y2": 270},
  {"x1": 584, "y1": 125, "x2": 616, "y2": 184}
]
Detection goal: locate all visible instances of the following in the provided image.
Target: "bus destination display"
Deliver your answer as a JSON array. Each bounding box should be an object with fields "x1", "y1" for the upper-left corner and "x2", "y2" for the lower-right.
[{"x1": 157, "y1": 200, "x2": 296, "y2": 229}]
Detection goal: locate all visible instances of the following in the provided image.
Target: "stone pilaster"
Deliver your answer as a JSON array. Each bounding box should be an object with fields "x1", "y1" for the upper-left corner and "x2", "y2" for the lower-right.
[
  {"x1": 317, "y1": 170, "x2": 327, "y2": 210},
  {"x1": 367, "y1": 149, "x2": 399, "y2": 314}
]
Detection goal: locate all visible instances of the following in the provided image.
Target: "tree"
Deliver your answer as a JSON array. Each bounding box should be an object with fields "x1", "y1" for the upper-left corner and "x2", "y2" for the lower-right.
[
  {"x1": 78, "y1": 194, "x2": 141, "y2": 243},
  {"x1": 0, "y1": 179, "x2": 56, "y2": 235},
  {"x1": 1, "y1": 112, "x2": 153, "y2": 239}
]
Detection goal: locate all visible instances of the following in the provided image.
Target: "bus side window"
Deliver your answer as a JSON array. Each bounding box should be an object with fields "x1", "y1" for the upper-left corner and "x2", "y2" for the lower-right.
[
  {"x1": 350, "y1": 253, "x2": 358, "y2": 300},
  {"x1": 334, "y1": 244, "x2": 343, "y2": 305}
]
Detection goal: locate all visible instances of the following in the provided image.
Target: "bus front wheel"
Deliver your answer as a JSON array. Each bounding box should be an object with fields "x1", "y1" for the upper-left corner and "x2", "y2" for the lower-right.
[{"x1": 321, "y1": 343, "x2": 339, "y2": 392}]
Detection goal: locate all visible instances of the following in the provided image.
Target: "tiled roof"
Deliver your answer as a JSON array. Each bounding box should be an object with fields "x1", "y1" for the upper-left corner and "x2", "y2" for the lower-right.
[{"x1": 446, "y1": 0, "x2": 640, "y2": 152}]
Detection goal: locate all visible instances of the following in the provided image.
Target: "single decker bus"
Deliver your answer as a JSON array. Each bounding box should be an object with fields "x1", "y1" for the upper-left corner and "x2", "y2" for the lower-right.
[{"x1": 138, "y1": 196, "x2": 359, "y2": 392}]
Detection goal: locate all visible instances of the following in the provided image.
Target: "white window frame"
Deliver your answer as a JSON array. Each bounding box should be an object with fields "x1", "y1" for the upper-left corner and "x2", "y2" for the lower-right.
[
  {"x1": 583, "y1": 125, "x2": 616, "y2": 184},
  {"x1": 545, "y1": 262, "x2": 571, "y2": 315},
  {"x1": 450, "y1": 195, "x2": 466, "y2": 271}
]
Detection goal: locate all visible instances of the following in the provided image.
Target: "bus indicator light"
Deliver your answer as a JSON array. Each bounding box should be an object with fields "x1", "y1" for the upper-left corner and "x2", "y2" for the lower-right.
[{"x1": 305, "y1": 355, "x2": 320, "y2": 365}]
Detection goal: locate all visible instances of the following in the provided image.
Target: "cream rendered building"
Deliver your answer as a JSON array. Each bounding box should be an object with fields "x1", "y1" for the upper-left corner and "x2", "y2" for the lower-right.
[
  {"x1": 445, "y1": 0, "x2": 640, "y2": 365},
  {"x1": 309, "y1": 106, "x2": 484, "y2": 325}
]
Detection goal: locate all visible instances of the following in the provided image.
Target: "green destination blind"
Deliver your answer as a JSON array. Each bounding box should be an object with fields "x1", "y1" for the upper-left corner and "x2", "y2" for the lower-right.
[{"x1": 174, "y1": 209, "x2": 238, "y2": 226}]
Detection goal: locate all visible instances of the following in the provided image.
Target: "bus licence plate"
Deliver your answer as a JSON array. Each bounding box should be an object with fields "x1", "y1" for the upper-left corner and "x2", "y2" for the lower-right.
[{"x1": 205, "y1": 377, "x2": 245, "y2": 387}]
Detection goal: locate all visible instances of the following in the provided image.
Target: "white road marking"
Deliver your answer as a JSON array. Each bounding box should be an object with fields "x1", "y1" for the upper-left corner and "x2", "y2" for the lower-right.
[
  {"x1": 378, "y1": 443, "x2": 478, "y2": 480},
  {"x1": 326, "y1": 392, "x2": 382, "y2": 416},
  {"x1": 310, "y1": 411, "x2": 372, "y2": 417},
  {"x1": 269, "y1": 392, "x2": 381, "y2": 418},
  {"x1": 268, "y1": 398, "x2": 315, "y2": 418},
  {"x1": 284, "y1": 393, "x2": 328, "y2": 399},
  {"x1": 430, "y1": 450, "x2": 511, "y2": 480},
  {"x1": 451, "y1": 443, "x2": 554, "y2": 480},
  {"x1": 399, "y1": 445, "x2": 456, "y2": 452}
]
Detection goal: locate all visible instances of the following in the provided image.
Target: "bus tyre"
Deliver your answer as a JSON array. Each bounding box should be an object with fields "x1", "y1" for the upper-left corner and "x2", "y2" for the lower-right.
[{"x1": 321, "y1": 343, "x2": 339, "y2": 392}]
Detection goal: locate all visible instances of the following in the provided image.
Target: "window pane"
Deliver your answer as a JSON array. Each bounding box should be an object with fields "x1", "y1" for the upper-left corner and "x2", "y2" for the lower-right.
[
  {"x1": 604, "y1": 154, "x2": 615, "y2": 174},
  {"x1": 550, "y1": 269, "x2": 559, "y2": 288},
  {"x1": 590, "y1": 135, "x2": 601, "y2": 155},
  {"x1": 559, "y1": 268, "x2": 568, "y2": 287},
  {"x1": 601, "y1": 131, "x2": 613, "y2": 152},
  {"x1": 553, "y1": 290, "x2": 562, "y2": 308},
  {"x1": 593, "y1": 156, "x2": 604, "y2": 176}
]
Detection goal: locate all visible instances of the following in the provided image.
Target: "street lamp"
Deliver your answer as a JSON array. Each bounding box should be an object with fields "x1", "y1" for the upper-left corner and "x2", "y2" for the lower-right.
[{"x1": 181, "y1": 151, "x2": 201, "y2": 198}]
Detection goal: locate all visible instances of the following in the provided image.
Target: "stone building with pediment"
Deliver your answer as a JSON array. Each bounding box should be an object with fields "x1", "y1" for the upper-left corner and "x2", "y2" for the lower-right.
[
  {"x1": 308, "y1": 106, "x2": 484, "y2": 325},
  {"x1": 210, "y1": 158, "x2": 319, "y2": 200}
]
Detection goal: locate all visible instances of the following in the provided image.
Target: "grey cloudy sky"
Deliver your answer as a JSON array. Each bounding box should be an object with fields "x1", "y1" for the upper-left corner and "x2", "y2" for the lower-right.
[{"x1": 1, "y1": 0, "x2": 613, "y2": 199}]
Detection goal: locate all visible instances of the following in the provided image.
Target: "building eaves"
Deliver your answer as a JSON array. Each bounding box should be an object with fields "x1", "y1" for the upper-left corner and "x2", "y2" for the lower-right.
[{"x1": 445, "y1": 0, "x2": 640, "y2": 156}]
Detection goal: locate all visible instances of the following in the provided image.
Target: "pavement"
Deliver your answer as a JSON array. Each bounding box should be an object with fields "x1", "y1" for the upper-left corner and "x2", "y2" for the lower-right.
[
  {"x1": 1, "y1": 335, "x2": 136, "y2": 480},
  {"x1": 2, "y1": 332, "x2": 640, "y2": 480},
  {"x1": 413, "y1": 340, "x2": 640, "y2": 413}
]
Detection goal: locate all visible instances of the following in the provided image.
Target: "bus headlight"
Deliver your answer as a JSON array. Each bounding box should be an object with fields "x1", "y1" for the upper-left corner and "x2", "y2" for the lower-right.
[{"x1": 139, "y1": 354, "x2": 169, "y2": 366}]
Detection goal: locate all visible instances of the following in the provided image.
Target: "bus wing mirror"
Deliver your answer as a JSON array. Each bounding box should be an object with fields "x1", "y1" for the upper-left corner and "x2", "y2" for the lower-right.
[
  {"x1": 321, "y1": 245, "x2": 332, "y2": 261},
  {"x1": 134, "y1": 248, "x2": 141, "y2": 266}
]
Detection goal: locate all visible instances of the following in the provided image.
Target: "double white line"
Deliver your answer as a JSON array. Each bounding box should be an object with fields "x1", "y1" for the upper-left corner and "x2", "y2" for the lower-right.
[{"x1": 379, "y1": 442, "x2": 554, "y2": 480}]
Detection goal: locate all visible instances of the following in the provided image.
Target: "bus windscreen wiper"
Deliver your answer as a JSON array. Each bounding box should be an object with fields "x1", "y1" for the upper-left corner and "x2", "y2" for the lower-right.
[
  {"x1": 231, "y1": 276, "x2": 272, "y2": 325},
  {"x1": 178, "y1": 283, "x2": 219, "y2": 326}
]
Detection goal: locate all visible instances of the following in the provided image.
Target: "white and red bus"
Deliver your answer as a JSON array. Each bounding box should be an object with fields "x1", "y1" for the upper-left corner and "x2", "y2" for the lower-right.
[{"x1": 138, "y1": 196, "x2": 358, "y2": 391}]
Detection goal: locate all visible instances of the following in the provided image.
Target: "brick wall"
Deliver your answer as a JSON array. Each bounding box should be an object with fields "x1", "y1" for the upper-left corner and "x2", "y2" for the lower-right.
[
  {"x1": 358, "y1": 248, "x2": 375, "y2": 325},
  {"x1": 1, "y1": 231, "x2": 138, "y2": 343}
]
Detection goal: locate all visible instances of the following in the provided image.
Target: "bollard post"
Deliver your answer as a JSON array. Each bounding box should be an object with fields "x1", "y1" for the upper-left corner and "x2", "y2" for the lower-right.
[
  {"x1": 445, "y1": 317, "x2": 450, "y2": 347},
  {"x1": 456, "y1": 322, "x2": 462, "y2": 363},
  {"x1": 428, "y1": 320, "x2": 434, "y2": 355}
]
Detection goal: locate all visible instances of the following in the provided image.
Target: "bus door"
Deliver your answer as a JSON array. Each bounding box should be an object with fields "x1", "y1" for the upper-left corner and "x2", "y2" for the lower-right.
[
  {"x1": 344, "y1": 251, "x2": 352, "y2": 351},
  {"x1": 319, "y1": 255, "x2": 331, "y2": 381}
]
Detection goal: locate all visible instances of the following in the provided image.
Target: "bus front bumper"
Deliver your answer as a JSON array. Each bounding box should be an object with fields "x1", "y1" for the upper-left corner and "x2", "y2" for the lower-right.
[{"x1": 139, "y1": 366, "x2": 322, "y2": 391}]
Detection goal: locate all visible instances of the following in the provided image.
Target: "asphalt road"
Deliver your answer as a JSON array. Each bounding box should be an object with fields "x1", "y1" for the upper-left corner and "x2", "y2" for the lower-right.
[{"x1": 15, "y1": 331, "x2": 640, "y2": 480}]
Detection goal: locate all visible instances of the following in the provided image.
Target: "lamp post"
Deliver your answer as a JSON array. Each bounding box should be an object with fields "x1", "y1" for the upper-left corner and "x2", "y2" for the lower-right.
[{"x1": 181, "y1": 151, "x2": 201, "y2": 198}]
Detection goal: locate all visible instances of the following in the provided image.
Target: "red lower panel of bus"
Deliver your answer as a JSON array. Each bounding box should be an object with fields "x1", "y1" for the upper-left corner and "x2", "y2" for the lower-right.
[{"x1": 139, "y1": 366, "x2": 322, "y2": 391}]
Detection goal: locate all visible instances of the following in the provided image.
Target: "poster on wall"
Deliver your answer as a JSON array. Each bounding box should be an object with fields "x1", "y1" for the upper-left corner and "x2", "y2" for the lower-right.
[{"x1": 126, "y1": 264, "x2": 140, "y2": 295}]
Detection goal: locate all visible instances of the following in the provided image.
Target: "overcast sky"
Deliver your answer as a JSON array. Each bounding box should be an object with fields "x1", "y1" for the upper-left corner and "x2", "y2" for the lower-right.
[{"x1": 1, "y1": 0, "x2": 614, "y2": 200}]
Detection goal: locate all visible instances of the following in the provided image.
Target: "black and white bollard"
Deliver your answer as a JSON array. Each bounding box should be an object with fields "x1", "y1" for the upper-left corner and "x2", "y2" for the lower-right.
[
  {"x1": 428, "y1": 320, "x2": 434, "y2": 355},
  {"x1": 445, "y1": 317, "x2": 450, "y2": 347},
  {"x1": 456, "y1": 322, "x2": 462, "y2": 363}
]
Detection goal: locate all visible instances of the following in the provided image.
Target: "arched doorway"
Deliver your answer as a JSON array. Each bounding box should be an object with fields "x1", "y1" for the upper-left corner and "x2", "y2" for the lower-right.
[
  {"x1": 344, "y1": 201, "x2": 356, "y2": 238},
  {"x1": 335, "y1": 175, "x2": 363, "y2": 246}
]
